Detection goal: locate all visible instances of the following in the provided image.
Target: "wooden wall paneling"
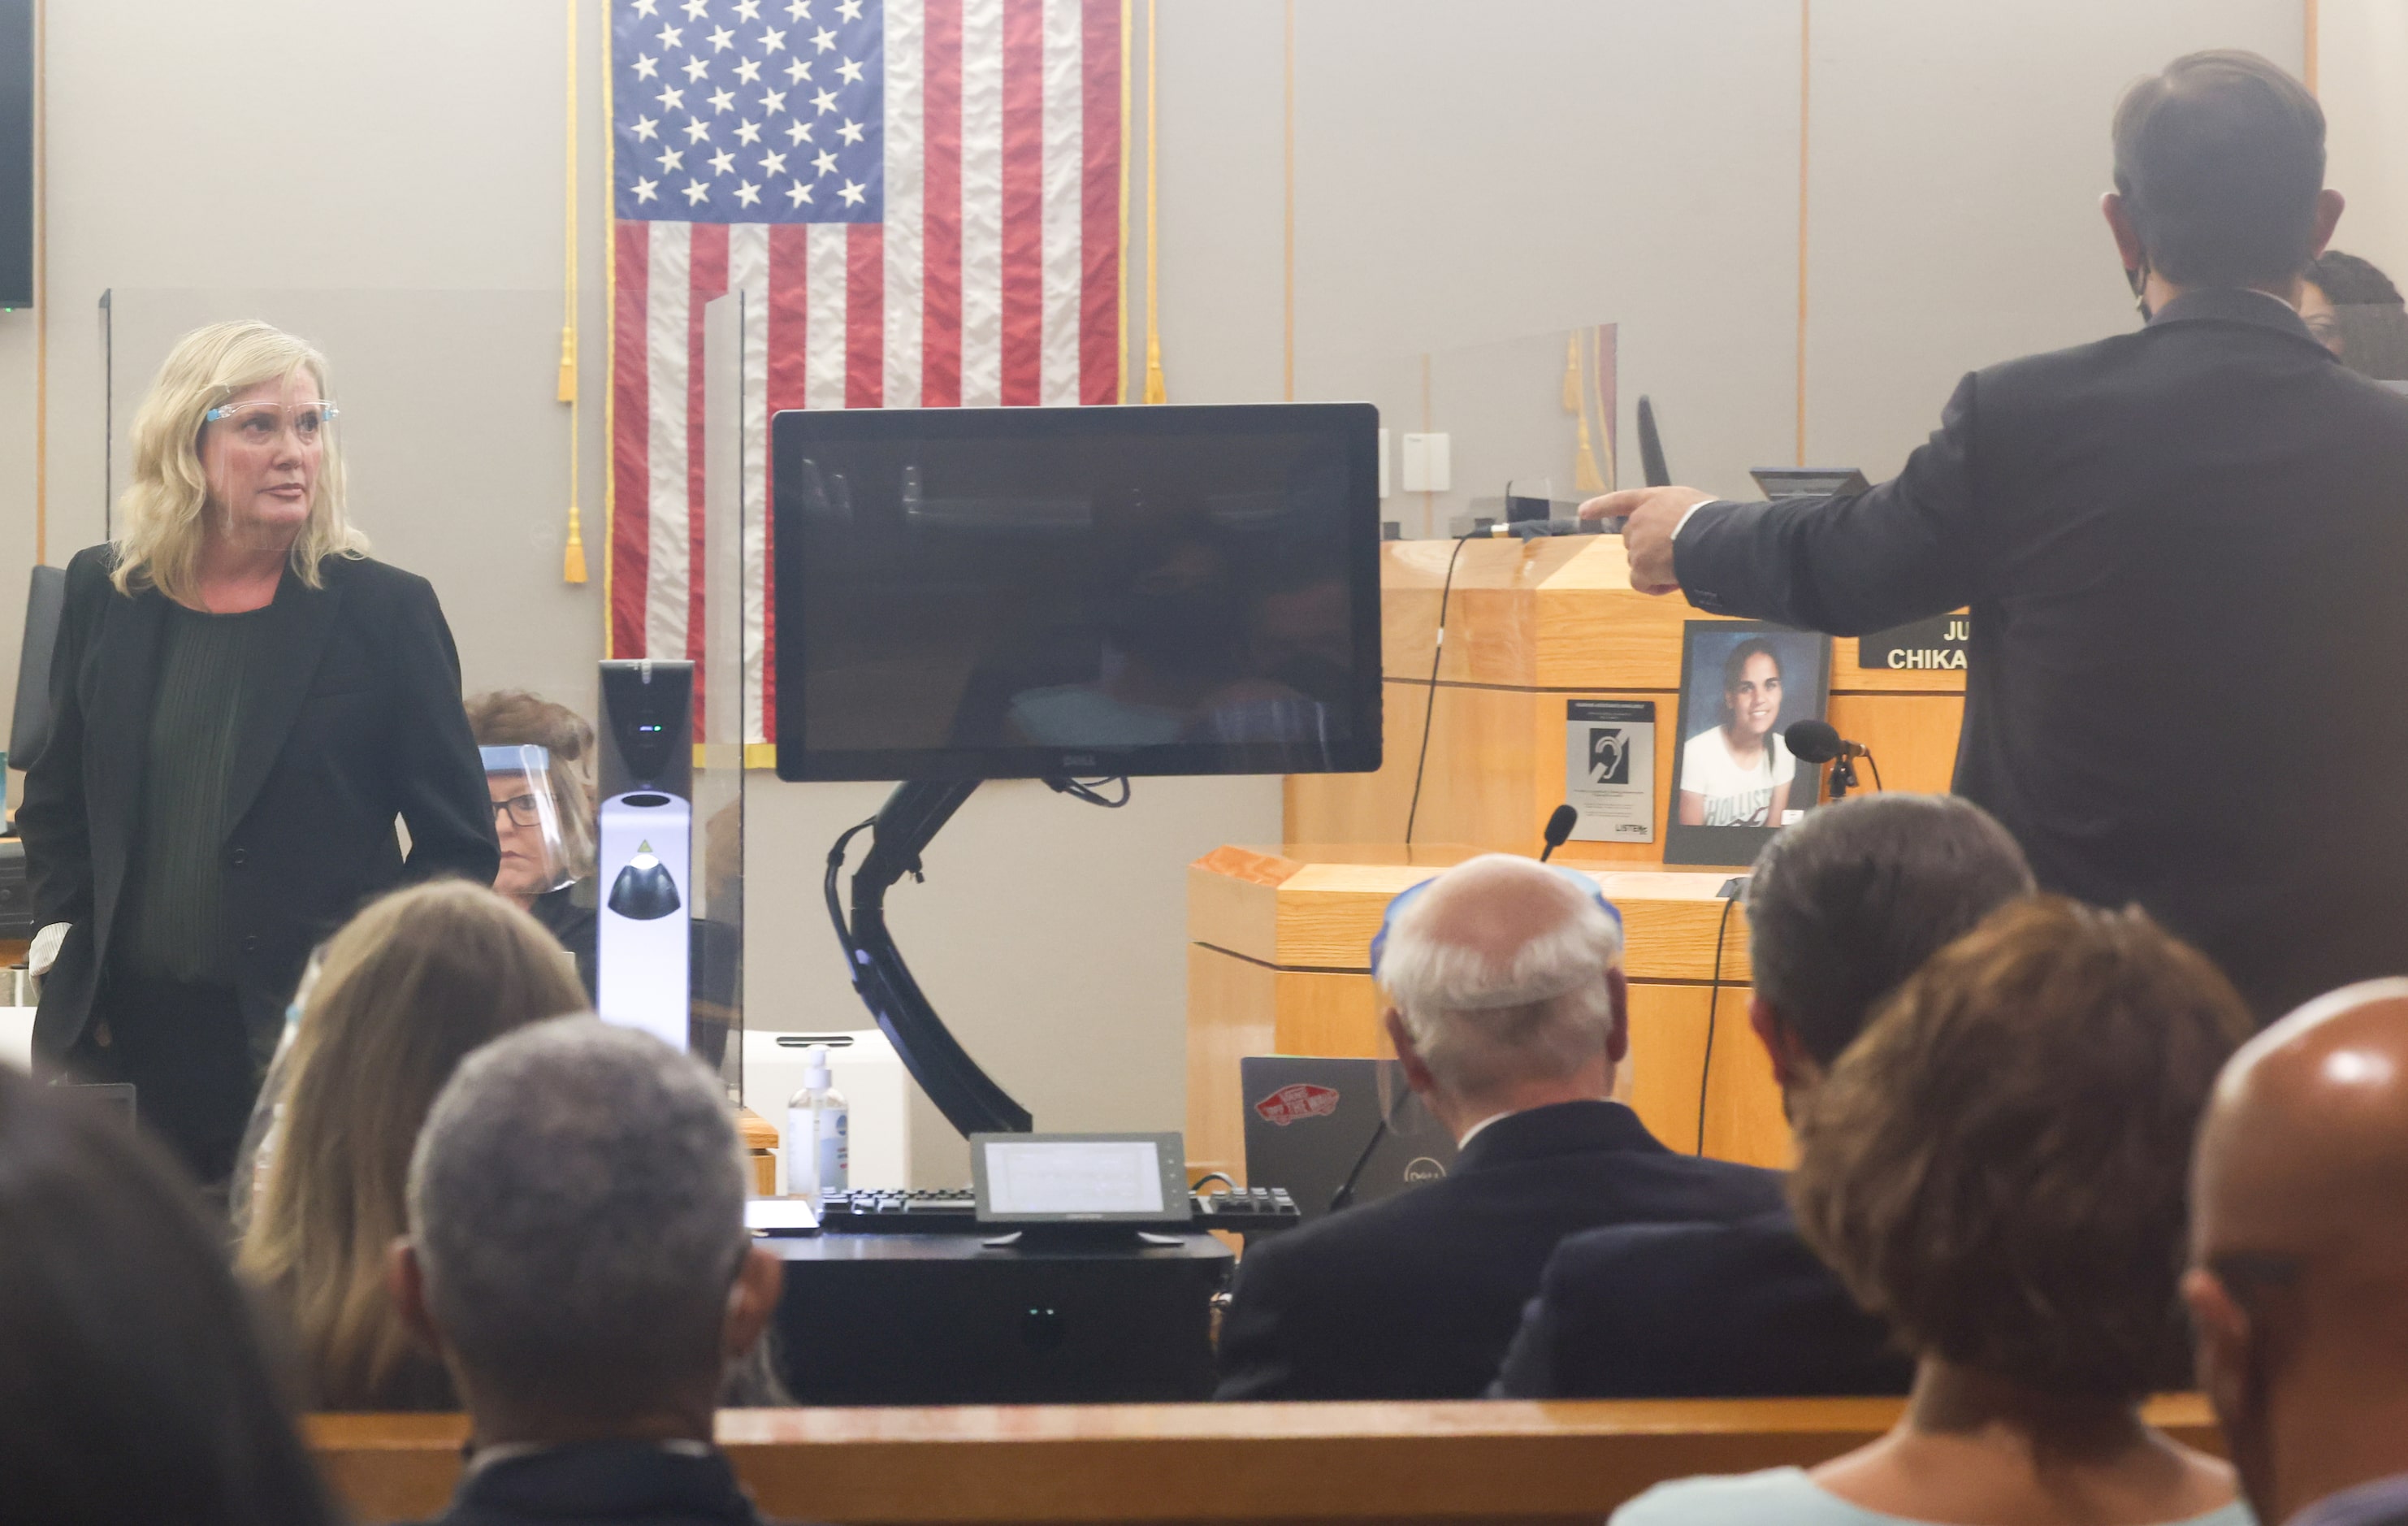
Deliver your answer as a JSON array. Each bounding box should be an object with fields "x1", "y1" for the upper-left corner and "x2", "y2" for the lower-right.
[
  {"x1": 1624, "y1": 982, "x2": 1712, "y2": 1155},
  {"x1": 1188, "y1": 944, "x2": 1280, "y2": 1181},
  {"x1": 1701, "y1": 993, "x2": 1792, "y2": 1169},
  {"x1": 1605, "y1": 891, "x2": 1754, "y2": 986},
  {"x1": 1200, "y1": 861, "x2": 1756, "y2": 985},
  {"x1": 1188, "y1": 852, "x2": 1290, "y2": 965},
  {"x1": 1273, "y1": 968, "x2": 1387, "y2": 1059},
  {"x1": 1284, "y1": 679, "x2": 1425, "y2": 845},
  {"x1": 1824, "y1": 692, "x2": 1964, "y2": 796},
  {"x1": 1364, "y1": 683, "x2": 1535, "y2": 851},
  {"x1": 1298, "y1": 687, "x2": 1964, "y2": 856}
]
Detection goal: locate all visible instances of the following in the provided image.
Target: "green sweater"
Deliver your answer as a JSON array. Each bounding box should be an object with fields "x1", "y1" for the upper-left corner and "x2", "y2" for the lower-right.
[{"x1": 119, "y1": 601, "x2": 271, "y2": 985}]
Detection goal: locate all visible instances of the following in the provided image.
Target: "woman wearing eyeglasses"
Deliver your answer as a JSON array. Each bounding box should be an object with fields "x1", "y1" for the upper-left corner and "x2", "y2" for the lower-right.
[
  {"x1": 466, "y1": 690, "x2": 601, "y2": 999},
  {"x1": 17, "y1": 320, "x2": 497, "y2": 1193}
]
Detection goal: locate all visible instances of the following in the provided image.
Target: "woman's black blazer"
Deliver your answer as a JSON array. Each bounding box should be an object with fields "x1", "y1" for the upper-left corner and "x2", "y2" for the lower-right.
[{"x1": 19, "y1": 545, "x2": 501, "y2": 1066}]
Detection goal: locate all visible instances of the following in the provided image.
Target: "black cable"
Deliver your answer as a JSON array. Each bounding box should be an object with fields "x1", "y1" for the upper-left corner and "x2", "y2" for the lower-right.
[
  {"x1": 1696, "y1": 890, "x2": 1740, "y2": 1156},
  {"x1": 1403, "y1": 531, "x2": 1479, "y2": 845},
  {"x1": 1046, "y1": 775, "x2": 1131, "y2": 809},
  {"x1": 1865, "y1": 751, "x2": 1885, "y2": 791},
  {"x1": 1189, "y1": 1171, "x2": 1236, "y2": 1194},
  {"x1": 823, "y1": 814, "x2": 881, "y2": 958},
  {"x1": 1327, "y1": 1115, "x2": 1391, "y2": 1214}
]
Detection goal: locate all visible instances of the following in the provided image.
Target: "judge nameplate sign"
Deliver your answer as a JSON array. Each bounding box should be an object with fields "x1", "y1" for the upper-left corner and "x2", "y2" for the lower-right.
[{"x1": 1858, "y1": 613, "x2": 1968, "y2": 672}]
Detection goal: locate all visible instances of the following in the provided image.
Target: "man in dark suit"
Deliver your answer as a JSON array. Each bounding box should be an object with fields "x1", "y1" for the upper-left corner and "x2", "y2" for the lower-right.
[
  {"x1": 2188, "y1": 983, "x2": 2408, "y2": 1526},
  {"x1": 390, "y1": 1020, "x2": 792, "y2": 1526},
  {"x1": 1584, "y1": 50, "x2": 2408, "y2": 1021},
  {"x1": 1494, "y1": 794, "x2": 2031, "y2": 1398},
  {"x1": 1214, "y1": 854, "x2": 1786, "y2": 1401}
]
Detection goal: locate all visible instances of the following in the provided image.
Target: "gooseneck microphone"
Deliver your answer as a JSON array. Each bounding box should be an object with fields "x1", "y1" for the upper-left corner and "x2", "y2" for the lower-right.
[
  {"x1": 1637, "y1": 396, "x2": 1670, "y2": 488},
  {"x1": 1782, "y1": 718, "x2": 1858, "y2": 763},
  {"x1": 1539, "y1": 804, "x2": 1579, "y2": 862},
  {"x1": 1784, "y1": 719, "x2": 1882, "y2": 800}
]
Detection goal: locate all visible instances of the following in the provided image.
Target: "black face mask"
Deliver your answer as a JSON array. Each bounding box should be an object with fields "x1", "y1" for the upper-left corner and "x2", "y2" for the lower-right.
[{"x1": 2129, "y1": 257, "x2": 2155, "y2": 322}]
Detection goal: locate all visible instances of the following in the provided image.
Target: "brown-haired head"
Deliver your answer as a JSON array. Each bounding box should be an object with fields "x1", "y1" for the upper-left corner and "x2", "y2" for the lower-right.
[
  {"x1": 466, "y1": 691, "x2": 599, "y2": 882},
  {"x1": 236, "y1": 879, "x2": 587, "y2": 1410},
  {"x1": 2111, "y1": 50, "x2": 2328, "y2": 290},
  {"x1": 1791, "y1": 895, "x2": 2252, "y2": 1401}
]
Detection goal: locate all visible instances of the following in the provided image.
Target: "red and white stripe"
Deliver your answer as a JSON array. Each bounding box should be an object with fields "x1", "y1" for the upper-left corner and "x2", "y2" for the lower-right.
[{"x1": 608, "y1": 0, "x2": 1122, "y2": 744}]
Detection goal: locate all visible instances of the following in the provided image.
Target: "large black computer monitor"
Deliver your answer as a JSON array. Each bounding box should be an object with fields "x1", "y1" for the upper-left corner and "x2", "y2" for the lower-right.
[
  {"x1": 8, "y1": 564, "x2": 66, "y2": 774},
  {"x1": 771, "y1": 402, "x2": 1383, "y2": 783}
]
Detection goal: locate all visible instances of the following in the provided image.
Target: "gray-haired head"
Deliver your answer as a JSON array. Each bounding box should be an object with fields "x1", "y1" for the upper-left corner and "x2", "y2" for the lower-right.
[
  {"x1": 1376, "y1": 853, "x2": 1625, "y2": 1102},
  {"x1": 405, "y1": 1017, "x2": 751, "y2": 1420},
  {"x1": 1746, "y1": 793, "x2": 2034, "y2": 1069}
]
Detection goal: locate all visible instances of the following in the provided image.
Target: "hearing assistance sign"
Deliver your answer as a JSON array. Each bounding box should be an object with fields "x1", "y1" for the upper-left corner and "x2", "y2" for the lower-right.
[{"x1": 1565, "y1": 700, "x2": 1655, "y2": 843}]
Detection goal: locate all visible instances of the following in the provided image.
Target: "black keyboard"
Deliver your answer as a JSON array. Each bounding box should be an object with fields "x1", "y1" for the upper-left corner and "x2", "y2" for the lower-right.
[{"x1": 816, "y1": 1186, "x2": 1301, "y2": 1235}]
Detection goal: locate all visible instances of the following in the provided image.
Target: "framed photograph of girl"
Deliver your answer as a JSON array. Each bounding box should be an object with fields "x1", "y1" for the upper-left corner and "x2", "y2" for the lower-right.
[{"x1": 1665, "y1": 621, "x2": 1833, "y2": 867}]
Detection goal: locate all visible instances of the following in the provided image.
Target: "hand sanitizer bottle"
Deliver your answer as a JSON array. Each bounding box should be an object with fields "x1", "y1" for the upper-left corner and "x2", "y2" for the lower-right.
[{"x1": 782, "y1": 1045, "x2": 849, "y2": 1203}]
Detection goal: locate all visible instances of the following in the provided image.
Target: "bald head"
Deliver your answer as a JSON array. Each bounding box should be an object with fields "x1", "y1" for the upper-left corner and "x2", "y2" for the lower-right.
[
  {"x1": 1375, "y1": 855, "x2": 1626, "y2": 1110},
  {"x1": 2188, "y1": 980, "x2": 2408, "y2": 1524},
  {"x1": 2195, "y1": 979, "x2": 2408, "y2": 1268},
  {"x1": 1404, "y1": 856, "x2": 1605, "y2": 981}
]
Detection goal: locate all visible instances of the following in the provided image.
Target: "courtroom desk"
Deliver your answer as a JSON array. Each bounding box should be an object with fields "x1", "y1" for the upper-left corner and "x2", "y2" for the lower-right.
[
  {"x1": 1187, "y1": 845, "x2": 1785, "y2": 1178},
  {"x1": 769, "y1": 1233, "x2": 1232, "y2": 1407},
  {"x1": 308, "y1": 1394, "x2": 2221, "y2": 1524},
  {"x1": 1286, "y1": 537, "x2": 1965, "y2": 861}
]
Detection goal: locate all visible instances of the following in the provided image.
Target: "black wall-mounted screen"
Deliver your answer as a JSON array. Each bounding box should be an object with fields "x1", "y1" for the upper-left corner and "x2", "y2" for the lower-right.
[
  {"x1": 773, "y1": 402, "x2": 1384, "y2": 783},
  {"x1": 0, "y1": 0, "x2": 29, "y2": 310}
]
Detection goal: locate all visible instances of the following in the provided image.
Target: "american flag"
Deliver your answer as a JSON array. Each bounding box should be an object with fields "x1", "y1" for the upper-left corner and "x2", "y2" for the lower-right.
[{"x1": 607, "y1": 0, "x2": 1124, "y2": 746}]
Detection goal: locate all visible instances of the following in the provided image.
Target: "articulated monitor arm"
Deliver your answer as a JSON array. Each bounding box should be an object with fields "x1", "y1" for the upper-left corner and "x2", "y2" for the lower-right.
[{"x1": 827, "y1": 780, "x2": 1034, "y2": 1138}]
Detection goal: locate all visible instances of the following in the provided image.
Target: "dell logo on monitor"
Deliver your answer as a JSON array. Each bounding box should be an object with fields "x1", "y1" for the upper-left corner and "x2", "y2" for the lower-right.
[{"x1": 1060, "y1": 752, "x2": 1099, "y2": 769}]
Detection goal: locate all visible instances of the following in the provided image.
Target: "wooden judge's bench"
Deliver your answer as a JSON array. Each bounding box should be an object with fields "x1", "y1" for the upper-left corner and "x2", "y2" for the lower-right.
[{"x1": 1187, "y1": 535, "x2": 1968, "y2": 1177}]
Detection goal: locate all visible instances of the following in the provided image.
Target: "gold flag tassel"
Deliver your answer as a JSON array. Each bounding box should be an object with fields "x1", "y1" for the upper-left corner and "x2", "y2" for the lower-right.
[
  {"x1": 564, "y1": 502, "x2": 589, "y2": 583},
  {"x1": 560, "y1": 0, "x2": 588, "y2": 583},
  {"x1": 1570, "y1": 327, "x2": 1608, "y2": 493}
]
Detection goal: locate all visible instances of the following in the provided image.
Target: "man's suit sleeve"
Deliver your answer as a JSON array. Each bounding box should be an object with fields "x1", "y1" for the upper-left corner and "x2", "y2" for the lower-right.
[
  {"x1": 383, "y1": 575, "x2": 501, "y2": 887},
  {"x1": 1676, "y1": 371, "x2": 1986, "y2": 635},
  {"x1": 1492, "y1": 1233, "x2": 1618, "y2": 1398},
  {"x1": 1212, "y1": 1237, "x2": 1309, "y2": 1400},
  {"x1": 18, "y1": 554, "x2": 102, "y2": 930},
  {"x1": 1490, "y1": 1287, "x2": 1566, "y2": 1398}
]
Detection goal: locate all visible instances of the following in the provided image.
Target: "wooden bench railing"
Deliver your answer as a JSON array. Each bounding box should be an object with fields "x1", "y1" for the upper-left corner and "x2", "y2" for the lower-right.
[{"x1": 309, "y1": 1395, "x2": 2220, "y2": 1524}]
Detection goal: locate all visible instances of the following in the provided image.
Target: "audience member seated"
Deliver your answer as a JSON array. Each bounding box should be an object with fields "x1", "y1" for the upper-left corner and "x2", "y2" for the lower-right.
[
  {"x1": 1214, "y1": 853, "x2": 1787, "y2": 1400},
  {"x1": 390, "y1": 1018, "x2": 789, "y2": 1526},
  {"x1": 1614, "y1": 898, "x2": 2251, "y2": 1526},
  {"x1": 2300, "y1": 249, "x2": 2408, "y2": 379},
  {"x1": 236, "y1": 880, "x2": 588, "y2": 1411},
  {"x1": 2187, "y1": 979, "x2": 2408, "y2": 1526},
  {"x1": 467, "y1": 690, "x2": 602, "y2": 999},
  {"x1": 1497, "y1": 794, "x2": 2031, "y2": 1398},
  {"x1": 0, "y1": 1067, "x2": 340, "y2": 1526}
]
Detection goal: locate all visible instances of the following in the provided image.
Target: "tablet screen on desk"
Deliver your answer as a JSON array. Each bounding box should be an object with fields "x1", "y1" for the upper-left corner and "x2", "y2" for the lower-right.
[{"x1": 971, "y1": 1133, "x2": 1190, "y2": 1223}]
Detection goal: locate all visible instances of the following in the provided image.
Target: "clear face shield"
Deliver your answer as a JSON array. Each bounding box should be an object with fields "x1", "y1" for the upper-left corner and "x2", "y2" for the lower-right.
[{"x1": 485, "y1": 745, "x2": 577, "y2": 898}]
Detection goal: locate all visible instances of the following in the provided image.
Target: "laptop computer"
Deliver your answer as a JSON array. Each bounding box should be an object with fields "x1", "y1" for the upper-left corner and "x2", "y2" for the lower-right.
[{"x1": 1239, "y1": 1056, "x2": 1457, "y2": 1222}]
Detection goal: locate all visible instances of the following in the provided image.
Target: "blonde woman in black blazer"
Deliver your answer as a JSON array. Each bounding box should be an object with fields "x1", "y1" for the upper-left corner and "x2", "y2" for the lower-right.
[{"x1": 19, "y1": 321, "x2": 496, "y2": 1187}]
